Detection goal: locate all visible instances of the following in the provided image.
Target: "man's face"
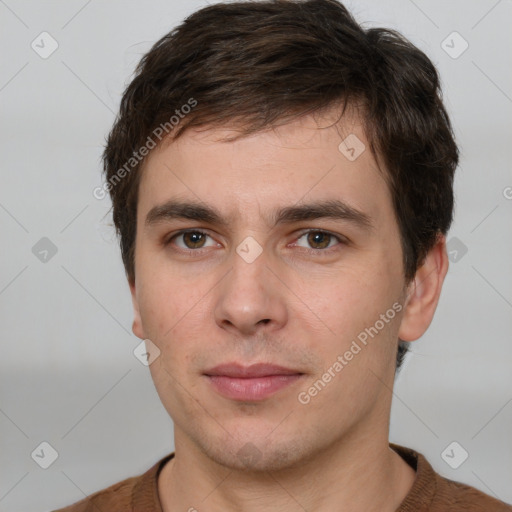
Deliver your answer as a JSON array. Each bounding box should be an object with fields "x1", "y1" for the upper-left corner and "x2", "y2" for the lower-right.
[{"x1": 130, "y1": 109, "x2": 409, "y2": 471}]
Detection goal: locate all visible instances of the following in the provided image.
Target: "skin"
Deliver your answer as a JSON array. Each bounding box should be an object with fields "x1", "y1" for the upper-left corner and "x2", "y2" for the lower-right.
[{"x1": 129, "y1": 106, "x2": 449, "y2": 512}]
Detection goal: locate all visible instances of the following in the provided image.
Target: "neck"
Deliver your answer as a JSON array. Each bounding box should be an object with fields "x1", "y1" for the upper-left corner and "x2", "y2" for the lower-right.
[{"x1": 158, "y1": 421, "x2": 416, "y2": 512}]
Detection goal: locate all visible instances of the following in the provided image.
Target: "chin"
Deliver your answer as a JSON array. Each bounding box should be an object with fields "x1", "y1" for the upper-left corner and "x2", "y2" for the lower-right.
[{"x1": 197, "y1": 432, "x2": 311, "y2": 473}]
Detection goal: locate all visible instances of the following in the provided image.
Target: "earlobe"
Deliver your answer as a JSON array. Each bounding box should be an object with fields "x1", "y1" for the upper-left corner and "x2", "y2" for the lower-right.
[
  {"x1": 398, "y1": 234, "x2": 449, "y2": 342},
  {"x1": 129, "y1": 280, "x2": 146, "y2": 340}
]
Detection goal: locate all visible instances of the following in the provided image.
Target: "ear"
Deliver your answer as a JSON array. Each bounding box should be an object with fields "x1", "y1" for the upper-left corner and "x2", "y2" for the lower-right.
[
  {"x1": 398, "y1": 234, "x2": 449, "y2": 342},
  {"x1": 129, "y1": 279, "x2": 146, "y2": 340}
]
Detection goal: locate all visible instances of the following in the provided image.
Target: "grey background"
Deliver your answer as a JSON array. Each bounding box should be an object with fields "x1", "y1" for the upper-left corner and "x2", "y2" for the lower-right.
[{"x1": 1, "y1": 0, "x2": 511, "y2": 510}]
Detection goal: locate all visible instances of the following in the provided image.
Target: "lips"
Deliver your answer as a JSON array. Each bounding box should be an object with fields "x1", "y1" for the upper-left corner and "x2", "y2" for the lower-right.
[
  {"x1": 204, "y1": 363, "x2": 304, "y2": 401},
  {"x1": 204, "y1": 363, "x2": 302, "y2": 378}
]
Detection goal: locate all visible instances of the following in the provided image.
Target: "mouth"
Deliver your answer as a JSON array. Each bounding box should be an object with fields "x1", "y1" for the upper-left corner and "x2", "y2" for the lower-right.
[{"x1": 204, "y1": 363, "x2": 305, "y2": 401}]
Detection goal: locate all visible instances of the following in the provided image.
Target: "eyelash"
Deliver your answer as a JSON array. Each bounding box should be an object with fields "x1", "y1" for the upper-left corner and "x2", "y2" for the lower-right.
[{"x1": 164, "y1": 229, "x2": 346, "y2": 256}]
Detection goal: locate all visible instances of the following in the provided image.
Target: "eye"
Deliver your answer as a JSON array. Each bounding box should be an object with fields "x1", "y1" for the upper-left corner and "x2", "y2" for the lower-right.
[
  {"x1": 293, "y1": 230, "x2": 345, "y2": 252},
  {"x1": 166, "y1": 230, "x2": 218, "y2": 251},
  {"x1": 164, "y1": 229, "x2": 346, "y2": 255}
]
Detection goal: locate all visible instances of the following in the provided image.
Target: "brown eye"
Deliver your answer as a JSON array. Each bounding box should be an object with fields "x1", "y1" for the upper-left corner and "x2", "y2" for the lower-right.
[
  {"x1": 168, "y1": 230, "x2": 216, "y2": 251},
  {"x1": 306, "y1": 231, "x2": 332, "y2": 249},
  {"x1": 295, "y1": 230, "x2": 341, "y2": 251},
  {"x1": 181, "y1": 231, "x2": 207, "y2": 249}
]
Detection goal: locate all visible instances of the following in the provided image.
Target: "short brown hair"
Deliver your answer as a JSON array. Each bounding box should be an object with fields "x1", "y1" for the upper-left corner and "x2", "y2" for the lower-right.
[{"x1": 102, "y1": 0, "x2": 459, "y2": 371}]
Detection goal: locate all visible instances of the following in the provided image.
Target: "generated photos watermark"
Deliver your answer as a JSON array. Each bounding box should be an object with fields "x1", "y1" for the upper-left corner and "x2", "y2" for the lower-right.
[
  {"x1": 93, "y1": 97, "x2": 198, "y2": 200},
  {"x1": 298, "y1": 301, "x2": 403, "y2": 405}
]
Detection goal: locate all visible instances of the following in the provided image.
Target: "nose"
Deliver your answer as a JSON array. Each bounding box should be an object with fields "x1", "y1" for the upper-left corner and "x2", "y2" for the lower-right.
[{"x1": 213, "y1": 248, "x2": 288, "y2": 336}]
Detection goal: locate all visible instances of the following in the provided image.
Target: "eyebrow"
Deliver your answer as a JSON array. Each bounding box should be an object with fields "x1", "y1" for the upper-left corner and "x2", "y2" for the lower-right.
[{"x1": 144, "y1": 198, "x2": 374, "y2": 232}]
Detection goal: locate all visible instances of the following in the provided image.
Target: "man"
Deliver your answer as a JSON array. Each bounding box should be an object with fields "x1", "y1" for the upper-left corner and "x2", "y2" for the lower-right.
[{"x1": 55, "y1": 0, "x2": 512, "y2": 510}]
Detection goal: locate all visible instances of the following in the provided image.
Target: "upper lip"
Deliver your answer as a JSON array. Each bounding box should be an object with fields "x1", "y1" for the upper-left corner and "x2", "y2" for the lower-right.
[{"x1": 204, "y1": 363, "x2": 303, "y2": 378}]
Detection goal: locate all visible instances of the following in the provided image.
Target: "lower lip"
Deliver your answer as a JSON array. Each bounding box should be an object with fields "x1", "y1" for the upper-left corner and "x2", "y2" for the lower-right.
[{"x1": 206, "y1": 374, "x2": 303, "y2": 401}]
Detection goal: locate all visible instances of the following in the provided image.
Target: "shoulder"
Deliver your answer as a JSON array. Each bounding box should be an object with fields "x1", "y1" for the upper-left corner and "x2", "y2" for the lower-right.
[
  {"x1": 50, "y1": 453, "x2": 174, "y2": 512},
  {"x1": 432, "y1": 474, "x2": 512, "y2": 511},
  {"x1": 50, "y1": 474, "x2": 139, "y2": 512},
  {"x1": 390, "y1": 443, "x2": 512, "y2": 511}
]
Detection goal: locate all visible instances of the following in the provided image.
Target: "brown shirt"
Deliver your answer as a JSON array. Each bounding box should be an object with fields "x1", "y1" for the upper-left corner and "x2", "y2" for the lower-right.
[{"x1": 52, "y1": 443, "x2": 512, "y2": 511}]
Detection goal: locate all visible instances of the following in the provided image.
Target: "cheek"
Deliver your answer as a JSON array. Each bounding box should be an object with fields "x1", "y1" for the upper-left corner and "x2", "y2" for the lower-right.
[
  {"x1": 297, "y1": 259, "x2": 403, "y2": 361},
  {"x1": 137, "y1": 280, "x2": 170, "y2": 338},
  {"x1": 137, "y1": 269, "x2": 212, "y2": 366},
  {"x1": 300, "y1": 269, "x2": 383, "y2": 329},
  {"x1": 136, "y1": 254, "x2": 189, "y2": 329}
]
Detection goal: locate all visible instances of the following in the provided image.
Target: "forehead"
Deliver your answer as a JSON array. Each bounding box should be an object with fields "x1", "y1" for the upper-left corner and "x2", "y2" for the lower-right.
[{"x1": 137, "y1": 109, "x2": 392, "y2": 229}]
